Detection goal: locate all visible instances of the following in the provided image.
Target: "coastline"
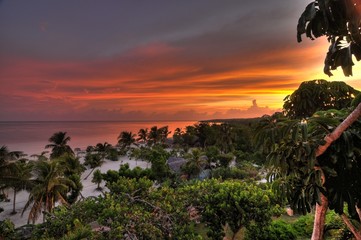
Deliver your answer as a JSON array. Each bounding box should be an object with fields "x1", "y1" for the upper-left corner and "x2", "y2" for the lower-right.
[{"x1": 0, "y1": 120, "x2": 197, "y2": 156}]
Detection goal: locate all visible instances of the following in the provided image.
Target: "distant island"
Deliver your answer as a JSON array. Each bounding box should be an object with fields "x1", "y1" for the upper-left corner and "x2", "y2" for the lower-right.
[{"x1": 201, "y1": 117, "x2": 261, "y2": 125}]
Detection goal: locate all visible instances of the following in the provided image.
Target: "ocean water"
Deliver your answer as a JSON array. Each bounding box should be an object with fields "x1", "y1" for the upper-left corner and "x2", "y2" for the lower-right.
[{"x1": 0, "y1": 121, "x2": 196, "y2": 156}]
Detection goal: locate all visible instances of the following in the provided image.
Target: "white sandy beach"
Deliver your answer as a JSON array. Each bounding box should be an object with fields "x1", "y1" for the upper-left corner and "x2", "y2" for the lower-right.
[{"x1": 0, "y1": 156, "x2": 149, "y2": 227}]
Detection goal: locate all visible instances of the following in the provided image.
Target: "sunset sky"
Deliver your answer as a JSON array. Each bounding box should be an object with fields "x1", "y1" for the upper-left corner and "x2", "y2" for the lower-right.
[{"x1": 1, "y1": 1, "x2": 361, "y2": 121}]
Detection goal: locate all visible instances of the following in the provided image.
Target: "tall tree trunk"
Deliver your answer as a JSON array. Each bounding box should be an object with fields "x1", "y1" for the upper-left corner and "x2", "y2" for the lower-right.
[
  {"x1": 311, "y1": 103, "x2": 361, "y2": 240},
  {"x1": 341, "y1": 214, "x2": 361, "y2": 240},
  {"x1": 311, "y1": 193, "x2": 328, "y2": 240},
  {"x1": 11, "y1": 189, "x2": 17, "y2": 214}
]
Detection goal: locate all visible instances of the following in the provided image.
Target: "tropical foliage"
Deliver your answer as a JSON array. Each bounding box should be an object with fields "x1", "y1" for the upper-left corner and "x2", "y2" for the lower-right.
[
  {"x1": 298, "y1": 2, "x2": 361, "y2": 236},
  {"x1": 27, "y1": 177, "x2": 283, "y2": 240},
  {"x1": 182, "y1": 148, "x2": 207, "y2": 178},
  {"x1": 94, "y1": 142, "x2": 118, "y2": 161},
  {"x1": 137, "y1": 128, "x2": 148, "y2": 143},
  {"x1": 0, "y1": 146, "x2": 31, "y2": 218},
  {"x1": 102, "y1": 163, "x2": 153, "y2": 183},
  {"x1": 181, "y1": 179, "x2": 280, "y2": 240},
  {"x1": 22, "y1": 159, "x2": 75, "y2": 223},
  {"x1": 83, "y1": 152, "x2": 104, "y2": 180},
  {"x1": 117, "y1": 131, "x2": 137, "y2": 150},
  {"x1": 45, "y1": 132, "x2": 74, "y2": 159},
  {"x1": 33, "y1": 177, "x2": 203, "y2": 240},
  {"x1": 6, "y1": 160, "x2": 34, "y2": 214},
  {"x1": 283, "y1": 80, "x2": 360, "y2": 118},
  {"x1": 0, "y1": 219, "x2": 16, "y2": 240},
  {"x1": 91, "y1": 169, "x2": 103, "y2": 190},
  {"x1": 257, "y1": 79, "x2": 361, "y2": 239},
  {"x1": 298, "y1": 0, "x2": 361, "y2": 76}
]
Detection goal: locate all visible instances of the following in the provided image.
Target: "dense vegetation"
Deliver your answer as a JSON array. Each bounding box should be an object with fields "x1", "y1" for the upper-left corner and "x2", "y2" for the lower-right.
[{"x1": 3, "y1": 0, "x2": 361, "y2": 238}]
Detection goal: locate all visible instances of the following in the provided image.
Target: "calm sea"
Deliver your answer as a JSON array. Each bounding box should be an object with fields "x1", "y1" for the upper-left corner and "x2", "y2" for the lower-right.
[{"x1": 0, "y1": 121, "x2": 196, "y2": 156}]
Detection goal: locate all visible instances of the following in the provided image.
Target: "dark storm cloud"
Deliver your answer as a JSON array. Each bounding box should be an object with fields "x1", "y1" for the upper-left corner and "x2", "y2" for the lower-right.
[{"x1": 0, "y1": 0, "x2": 307, "y2": 59}]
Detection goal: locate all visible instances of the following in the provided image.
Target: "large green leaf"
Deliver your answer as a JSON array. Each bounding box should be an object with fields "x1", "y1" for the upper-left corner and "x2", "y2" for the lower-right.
[{"x1": 298, "y1": 0, "x2": 361, "y2": 76}]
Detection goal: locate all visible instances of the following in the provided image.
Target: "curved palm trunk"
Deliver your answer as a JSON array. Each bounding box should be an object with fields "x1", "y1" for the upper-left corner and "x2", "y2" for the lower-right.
[
  {"x1": 79, "y1": 191, "x2": 85, "y2": 200},
  {"x1": 84, "y1": 167, "x2": 96, "y2": 180},
  {"x1": 312, "y1": 103, "x2": 361, "y2": 240}
]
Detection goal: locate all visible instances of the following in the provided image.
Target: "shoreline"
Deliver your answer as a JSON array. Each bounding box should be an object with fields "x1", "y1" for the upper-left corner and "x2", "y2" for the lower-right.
[{"x1": 0, "y1": 120, "x2": 197, "y2": 157}]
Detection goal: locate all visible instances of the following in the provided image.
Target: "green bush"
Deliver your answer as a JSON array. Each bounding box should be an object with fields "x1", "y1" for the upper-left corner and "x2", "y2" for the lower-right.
[
  {"x1": 212, "y1": 166, "x2": 258, "y2": 180},
  {"x1": 107, "y1": 148, "x2": 119, "y2": 161},
  {"x1": 324, "y1": 210, "x2": 351, "y2": 240},
  {"x1": 0, "y1": 219, "x2": 15, "y2": 239},
  {"x1": 245, "y1": 220, "x2": 297, "y2": 240},
  {"x1": 102, "y1": 163, "x2": 154, "y2": 184},
  {"x1": 292, "y1": 214, "x2": 314, "y2": 237},
  {"x1": 182, "y1": 179, "x2": 278, "y2": 239},
  {"x1": 291, "y1": 210, "x2": 349, "y2": 239},
  {"x1": 212, "y1": 167, "x2": 246, "y2": 179}
]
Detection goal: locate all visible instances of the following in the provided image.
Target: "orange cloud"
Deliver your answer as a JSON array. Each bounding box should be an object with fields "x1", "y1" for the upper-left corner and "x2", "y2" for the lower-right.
[{"x1": 1, "y1": 36, "x2": 357, "y2": 121}]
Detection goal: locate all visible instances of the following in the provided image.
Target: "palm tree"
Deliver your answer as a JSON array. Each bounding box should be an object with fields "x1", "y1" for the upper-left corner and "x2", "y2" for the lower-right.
[
  {"x1": 117, "y1": 131, "x2": 137, "y2": 150},
  {"x1": 0, "y1": 146, "x2": 23, "y2": 201},
  {"x1": 66, "y1": 174, "x2": 83, "y2": 204},
  {"x1": 0, "y1": 146, "x2": 12, "y2": 179},
  {"x1": 83, "y1": 153, "x2": 105, "y2": 180},
  {"x1": 7, "y1": 160, "x2": 34, "y2": 214},
  {"x1": 22, "y1": 159, "x2": 75, "y2": 223},
  {"x1": 172, "y1": 128, "x2": 183, "y2": 145},
  {"x1": 45, "y1": 132, "x2": 74, "y2": 159},
  {"x1": 158, "y1": 126, "x2": 171, "y2": 144},
  {"x1": 217, "y1": 123, "x2": 235, "y2": 153},
  {"x1": 148, "y1": 126, "x2": 159, "y2": 145},
  {"x1": 194, "y1": 122, "x2": 215, "y2": 148},
  {"x1": 94, "y1": 142, "x2": 113, "y2": 160},
  {"x1": 30, "y1": 151, "x2": 49, "y2": 161},
  {"x1": 0, "y1": 145, "x2": 22, "y2": 165},
  {"x1": 58, "y1": 154, "x2": 85, "y2": 177},
  {"x1": 137, "y1": 128, "x2": 148, "y2": 144},
  {"x1": 54, "y1": 154, "x2": 84, "y2": 204},
  {"x1": 183, "y1": 148, "x2": 207, "y2": 178},
  {"x1": 92, "y1": 169, "x2": 103, "y2": 190},
  {"x1": 182, "y1": 125, "x2": 198, "y2": 148}
]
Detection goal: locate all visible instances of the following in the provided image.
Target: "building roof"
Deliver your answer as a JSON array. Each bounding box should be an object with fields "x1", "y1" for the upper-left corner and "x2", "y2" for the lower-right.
[{"x1": 167, "y1": 157, "x2": 186, "y2": 173}]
